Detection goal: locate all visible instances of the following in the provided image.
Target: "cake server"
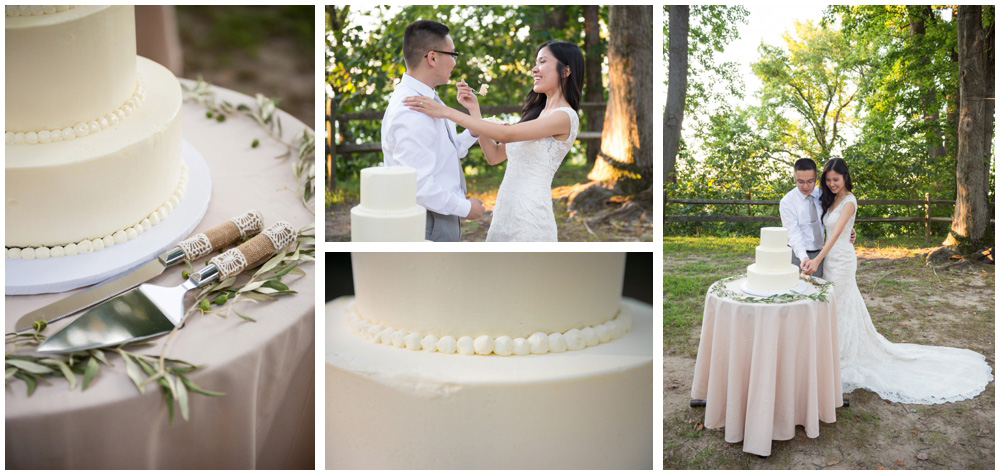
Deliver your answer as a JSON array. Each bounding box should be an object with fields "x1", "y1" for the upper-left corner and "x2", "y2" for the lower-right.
[
  {"x1": 15, "y1": 210, "x2": 265, "y2": 333},
  {"x1": 36, "y1": 221, "x2": 296, "y2": 354}
]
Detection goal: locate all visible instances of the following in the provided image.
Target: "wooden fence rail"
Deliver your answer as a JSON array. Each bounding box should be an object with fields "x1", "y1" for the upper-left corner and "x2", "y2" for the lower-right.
[
  {"x1": 664, "y1": 195, "x2": 995, "y2": 242},
  {"x1": 326, "y1": 99, "x2": 606, "y2": 189}
]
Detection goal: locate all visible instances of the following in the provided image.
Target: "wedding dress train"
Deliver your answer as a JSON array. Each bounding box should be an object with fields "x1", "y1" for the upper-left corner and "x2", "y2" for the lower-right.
[
  {"x1": 823, "y1": 194, "x2": 993, "y2": 404},
  {"x1": 486, "y1": 107, "x2": 578, "y2": 242}
]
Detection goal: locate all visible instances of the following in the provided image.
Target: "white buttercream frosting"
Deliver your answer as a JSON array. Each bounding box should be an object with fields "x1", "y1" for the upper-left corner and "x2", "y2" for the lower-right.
[
  {"x1": 5, "y1": 163, "x2": 189, "y2": 259},
  {"x1": 5, "y1": 77, "x2": 145, "y2": 140},
  {"x1": 345, "y1": 303, "x2": 631, "y2": 356},
  {"x1": 5, "y1": 6, "x2": 74, "y2": 17}
]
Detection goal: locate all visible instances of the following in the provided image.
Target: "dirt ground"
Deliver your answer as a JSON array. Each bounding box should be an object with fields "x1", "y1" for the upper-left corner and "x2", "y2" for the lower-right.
[
  {"x1": 177, "y1": 6, "x2": 314, "y2": 125},
  {"x1": 663, "y1": 247, "x2": 995, "y2": 469},
  {"x1": 325, "y1": 192, "x2": 653, "y2": 242}
]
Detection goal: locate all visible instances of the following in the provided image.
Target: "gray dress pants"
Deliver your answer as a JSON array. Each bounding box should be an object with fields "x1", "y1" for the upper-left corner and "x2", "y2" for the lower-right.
[{"x1": 426, "y1": 211, "x2": 460, "y2": 242}]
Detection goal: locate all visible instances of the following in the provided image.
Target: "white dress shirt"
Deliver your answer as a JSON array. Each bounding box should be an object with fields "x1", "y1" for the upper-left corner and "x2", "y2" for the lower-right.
[
  {"x1": 381, "y1": 73, "x2": 478, "y2": 217},
  {"x1": 779, "y1": 186, "x2": 824, "y2": 261}
]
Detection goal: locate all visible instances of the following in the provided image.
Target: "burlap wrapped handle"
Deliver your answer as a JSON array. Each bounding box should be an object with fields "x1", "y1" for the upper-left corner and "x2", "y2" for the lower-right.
[
  {"x1": 176, "y1": 209, "x2": 264, "y2": 260},
  {"x1": 208, "y1": 221, "x2": 296, "y2": 279}
]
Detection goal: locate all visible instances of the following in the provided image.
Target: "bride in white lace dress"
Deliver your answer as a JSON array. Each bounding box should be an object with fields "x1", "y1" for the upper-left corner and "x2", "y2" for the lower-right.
[
  {"x1": 803, "y1": 158, "x2": 993, "y2": 404},
  {"x1": 403, "y1": 41, "x2": 583, "y2": 241}
]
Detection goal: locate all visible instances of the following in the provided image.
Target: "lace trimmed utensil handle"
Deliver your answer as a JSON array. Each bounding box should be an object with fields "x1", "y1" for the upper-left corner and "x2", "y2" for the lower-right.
[
  {"x1": 208, "y1": 221, "x2": 296, "y2": 279},
  {"x1": 176, "y1": 209, "x2": 264, "y2": 260}
]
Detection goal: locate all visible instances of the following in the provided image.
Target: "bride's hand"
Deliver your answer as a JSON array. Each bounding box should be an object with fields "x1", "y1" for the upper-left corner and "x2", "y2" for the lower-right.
[
  {"x1": 402, "y1": 95, "x2": 451, "y2": 119},
  {"x1": 802, "y1": 259, "x2": 819, "y2": 275},
  {"x1": 455, "y1": 80, "x2": 479, "y2": 114}
]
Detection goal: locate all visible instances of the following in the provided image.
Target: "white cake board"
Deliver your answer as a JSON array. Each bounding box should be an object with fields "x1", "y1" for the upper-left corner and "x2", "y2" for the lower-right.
[
  {"x1": 5, "y1": 141, "x2": 211, "y2": 295},
  {"x1": 739, "y1": 279, "x2": 809, "y2": 297}
]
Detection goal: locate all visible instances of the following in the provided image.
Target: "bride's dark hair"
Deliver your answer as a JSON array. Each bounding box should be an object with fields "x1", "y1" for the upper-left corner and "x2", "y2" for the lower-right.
[
  {"x1": 819, "y1": 157, "x2": 853, "y2": 219},
  {"x1": 518, "y1": 41, "x2": 584, "y2": 123}
]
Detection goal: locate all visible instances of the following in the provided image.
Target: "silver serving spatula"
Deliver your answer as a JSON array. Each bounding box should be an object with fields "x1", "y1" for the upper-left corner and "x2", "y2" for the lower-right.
[
  {"x1": 15, "y1": 210, "x2": 265, "y2": 333},
  {"x1": 36, "y1": 221, "x2": 296, "y2": 354}
]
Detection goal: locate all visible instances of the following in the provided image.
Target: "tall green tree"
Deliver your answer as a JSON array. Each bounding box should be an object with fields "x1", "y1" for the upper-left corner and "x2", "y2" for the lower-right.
[{"x1": 752, "y1": 21, "x2": 859, "y2": 160}]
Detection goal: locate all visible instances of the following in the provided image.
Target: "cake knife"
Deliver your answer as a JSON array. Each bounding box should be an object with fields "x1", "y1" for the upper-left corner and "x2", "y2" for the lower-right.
[
  {"x1": 37, "y1": 221, "x2": 296, "y2": 353},
  {"x1": 15, "y1": 210, "x2": 265, "y2": 333}
]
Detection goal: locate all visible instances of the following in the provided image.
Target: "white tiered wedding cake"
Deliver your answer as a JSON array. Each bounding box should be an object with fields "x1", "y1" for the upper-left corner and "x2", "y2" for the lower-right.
[
  {"x1": 5, "y1": 5, "x2": 184, "y2": 259},
  {"x1": 746, "y1": 227, "x2": 801, "y2": 292},
  {"x1": 350, "y1": 166, "x2": 426, "y2": 241},
  {"x1": 326, "y1": 253, "x2": 653, "y2": 469}
]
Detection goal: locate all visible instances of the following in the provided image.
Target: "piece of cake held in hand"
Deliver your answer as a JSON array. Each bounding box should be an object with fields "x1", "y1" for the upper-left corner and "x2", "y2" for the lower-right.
[
  {"x1": 478, "y1": 83, "x2": 488, "y2": 95},
  {"x1": 745, "y1": 227, "x2": 801, "y2": 293},
  {"x1": 350, "y1": 166, "x2": 426, "y2": 242}
]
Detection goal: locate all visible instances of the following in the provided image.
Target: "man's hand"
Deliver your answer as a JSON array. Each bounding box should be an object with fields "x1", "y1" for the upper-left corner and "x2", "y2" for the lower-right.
[
  {"x1": 800, "y1": 257, "x2": 811, "y2": 273},
  {"x1": 466, "y1": 197, "x2": 485, "y2": 220},
  {"x1": 850, "y1": 228, "x2": 856, "y2": 244}
]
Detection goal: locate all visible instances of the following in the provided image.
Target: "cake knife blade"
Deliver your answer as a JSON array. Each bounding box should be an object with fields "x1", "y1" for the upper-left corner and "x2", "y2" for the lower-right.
[
  {"x1": 37, "y1": 221, "x2": 295, "y2": 353},
  {"x1": 14, "y1": 209, "x2": 264, "y2": 333}
]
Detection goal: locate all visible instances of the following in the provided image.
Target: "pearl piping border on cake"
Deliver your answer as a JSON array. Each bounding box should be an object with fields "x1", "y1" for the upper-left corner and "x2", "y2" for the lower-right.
[
  {"x1": 5, "y1": 77, "x2": 145, "y2": 144},
  {"x1": 5, "y1": 163, "x2": 189, "y2": 260},
  {"x1": 5, "y1": 5, "x2": 75, "y2": 16},
  {"x1": 345, "y1": 304, "x2": 632, "y2": 356}
]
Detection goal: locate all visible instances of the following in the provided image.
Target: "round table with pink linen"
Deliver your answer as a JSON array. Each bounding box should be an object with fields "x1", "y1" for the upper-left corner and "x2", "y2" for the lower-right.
[
  {"x1": 690, "y1": 275, "x2": 843, "y2": 457},
  {"x1": 5, "y1": 82, "x2": 315, "y2": 469}
]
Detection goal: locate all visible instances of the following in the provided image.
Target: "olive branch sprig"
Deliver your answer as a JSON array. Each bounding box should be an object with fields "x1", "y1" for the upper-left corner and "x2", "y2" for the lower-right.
[
  {"x1": 182, "y1": 76, "x2": 315, "y2": 211},
  {"x1": 5, "y1": 335, "x2": 221, "y2": 423},
  {"x1": 709, "y1": 274, "x2": 833, "y2": 304}
]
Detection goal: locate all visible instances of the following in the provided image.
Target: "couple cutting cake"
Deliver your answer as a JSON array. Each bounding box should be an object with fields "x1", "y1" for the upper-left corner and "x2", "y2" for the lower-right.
[
  {"x1": 381, "y1": 19, "x2": 582, "y2": 242},
  {"x1": 778, "y1": 158, "x2": 993, "y2": 405}
]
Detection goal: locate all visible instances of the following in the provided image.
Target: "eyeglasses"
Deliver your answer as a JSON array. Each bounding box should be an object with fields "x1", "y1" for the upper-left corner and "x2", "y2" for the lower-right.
[{"x1": 424, "y1": 50, "x2": 459, "y2": 58}]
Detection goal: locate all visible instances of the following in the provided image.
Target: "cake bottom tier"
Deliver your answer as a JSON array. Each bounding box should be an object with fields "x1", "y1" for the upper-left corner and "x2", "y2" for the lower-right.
[
  {"x1": 325, "y1": 296, "x2": 653, "y2": 469},
  {"x1": 350, "y1": 205, "x2": 426, "y2": 242},
  {"x1": 5, "y1": 56, "x2": 182, "y2": 249},
  {"x1": 746, "y1": 263, "x2": 800, "y2": 292}
]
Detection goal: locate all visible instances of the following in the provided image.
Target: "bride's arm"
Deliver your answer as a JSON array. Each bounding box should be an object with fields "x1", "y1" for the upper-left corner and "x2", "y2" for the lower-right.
[
  {"x1": 803, "y1": 201, "x2": 856, "y2": 274},
  {"x1": 479, "y1": 138, "x2": 507, "y2": 165},
  {"x1": 402, "y1": 96, "x2": 571, "y2": 143}
]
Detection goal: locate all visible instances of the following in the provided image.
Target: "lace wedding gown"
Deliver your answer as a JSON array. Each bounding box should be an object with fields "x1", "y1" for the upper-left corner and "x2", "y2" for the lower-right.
[
  {"x1": 486, "y1": 107, "x2": 579, "y2": 242},
  {"x1": 823, "y1": 194, "x2": 994, "y2": 404}
]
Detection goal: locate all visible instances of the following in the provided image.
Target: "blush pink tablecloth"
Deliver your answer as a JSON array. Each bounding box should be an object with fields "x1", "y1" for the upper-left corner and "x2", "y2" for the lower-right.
[
  {"x1": 690, "y1": 277, "x2": 842, "y2": 456},
  {"x1": 5, "y1": 82, "x2": 315, "y2": 469}
]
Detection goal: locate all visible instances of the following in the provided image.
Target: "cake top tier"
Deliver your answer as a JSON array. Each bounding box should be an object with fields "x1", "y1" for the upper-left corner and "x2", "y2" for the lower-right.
[
  {"x1": 6, "y1": 5, "x2": 137, "y2": 133},
  {"x1": 351, "y1": 252, "x2": 626, "y2": 340},
  {"x1": 759, "y1": 227, "x2": 788, "y2": 250},
  {"x1": 358, "y1": 165, "x2": 421, "y2": 211}
]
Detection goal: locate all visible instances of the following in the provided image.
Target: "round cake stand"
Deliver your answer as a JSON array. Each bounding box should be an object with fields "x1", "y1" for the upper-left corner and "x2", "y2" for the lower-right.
[
  {"x1": 5, "y1": 140, "x2": 211, "y2": 295},
  {"x1": 739, "y1": 279, "x2": 810, "y2": 297}
]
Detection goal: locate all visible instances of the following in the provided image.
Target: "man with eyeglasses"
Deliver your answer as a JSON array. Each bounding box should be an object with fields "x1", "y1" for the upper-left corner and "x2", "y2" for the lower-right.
[
  {"x1": 779, "y1": 158, "x2": 854, "y2": 278},
  {"x1": 381, "y1": 19, "x2": 485, "y2": 242}
]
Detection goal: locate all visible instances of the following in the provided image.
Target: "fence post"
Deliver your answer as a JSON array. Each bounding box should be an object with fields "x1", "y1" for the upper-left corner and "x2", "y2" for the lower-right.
[{"x1": 924, "y1": 192, "x2": 930, "y2": 243}]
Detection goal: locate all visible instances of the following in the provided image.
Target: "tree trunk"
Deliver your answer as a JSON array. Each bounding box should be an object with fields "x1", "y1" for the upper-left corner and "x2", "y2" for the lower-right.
[
  {"x1": 944, "y1": 5, "x2": 992, "y2": 250},
  {"x1": 587, "y1": 5, "x2": 653, "y2": 195},
  {"x1": 663, "y1": 6, "x2": 688, "y2": 185},
  {"x1": 583, "y1": 5, "x2": 603, "y2": 165},
  {"x1": 327, "y1": 97, "x2": 335, "y2": 191}
]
